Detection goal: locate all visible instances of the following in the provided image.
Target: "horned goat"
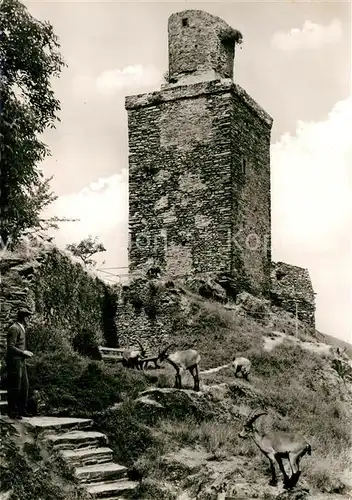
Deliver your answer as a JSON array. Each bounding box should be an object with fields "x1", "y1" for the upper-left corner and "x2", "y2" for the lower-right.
[
  {"x1": 122, "y1": 340, "x2": 146, "y2": 370},
  {"x1": 139, "y1": 354, "x2": 161, "y2": 370},
  {"x1": 232, "y1": 356, "x2": 251, "y2": 381},
  {"x1": 238, "y1": 409, "x2": 311, "y2": 489},
  {"x1": 158, "y1": 344, "x2": 201, "y2": 391}
]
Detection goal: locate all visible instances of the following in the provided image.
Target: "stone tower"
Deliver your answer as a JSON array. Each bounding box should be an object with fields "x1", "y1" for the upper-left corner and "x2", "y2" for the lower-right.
[{"x1": 125, "y1": 10, "x2": 273, "y2": 297}]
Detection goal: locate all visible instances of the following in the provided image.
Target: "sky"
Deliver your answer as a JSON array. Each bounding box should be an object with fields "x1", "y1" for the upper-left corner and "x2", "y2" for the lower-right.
[{"x1": 25, "y1": 0, "x2": 351, "y2": 343}]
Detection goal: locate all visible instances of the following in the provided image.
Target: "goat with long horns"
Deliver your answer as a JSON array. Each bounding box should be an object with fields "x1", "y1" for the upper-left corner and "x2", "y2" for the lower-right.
[
  {"x1": 157, "y1": 344, "x2": 201, "y2": 391},
  {"x1": 238, "y1": 409, "x2": 311, "y2": 489}
]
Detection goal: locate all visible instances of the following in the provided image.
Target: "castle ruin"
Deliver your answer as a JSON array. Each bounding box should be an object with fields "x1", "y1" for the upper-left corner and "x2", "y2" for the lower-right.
[{"x1": 125, "y1": 10, "x2": 315, "y2": 326}]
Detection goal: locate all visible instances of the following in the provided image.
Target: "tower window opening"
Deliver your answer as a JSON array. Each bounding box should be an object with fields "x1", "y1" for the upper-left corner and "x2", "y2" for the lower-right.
[{"x1": 182, "y1": 18, "x2": 188, "y2": 27}]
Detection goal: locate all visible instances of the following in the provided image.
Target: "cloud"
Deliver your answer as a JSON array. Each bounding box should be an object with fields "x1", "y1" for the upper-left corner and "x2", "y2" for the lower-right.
[
  {"x1": 96, "y1": 64, "x2": 162, "y2": 95},
  {"x1": 271, "y1": 96, "x2": 352, "y2": 341},
  {"x1": 46, "y1": 168, "x2": 128, "y2": 249},
  {"x1": 271, "y1": 97, "x2": 352, "y2": 254},
  {"x1": 70, "y1": 64, "x2": 162, "y2": 100},
  {"x1": 271, "y1": 19, "x2": 342, "y2": 51}
]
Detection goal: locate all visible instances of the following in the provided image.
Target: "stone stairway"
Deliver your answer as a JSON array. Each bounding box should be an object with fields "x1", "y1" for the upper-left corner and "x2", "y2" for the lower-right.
[
  {"x1": 0, "y1": 389, "x2": 8, "y2": 415},
  {"x1": 22, "y1": 416, "x2": 139, "y2": 499}
]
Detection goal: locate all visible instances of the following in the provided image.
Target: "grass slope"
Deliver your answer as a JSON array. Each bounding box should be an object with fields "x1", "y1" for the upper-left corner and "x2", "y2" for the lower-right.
[
  {"x1": 4, "y1": 282, "x2": 351, "y2": 499},
  {"x1": 123, "y1": 294, "x2": 351, "y2": 498}
]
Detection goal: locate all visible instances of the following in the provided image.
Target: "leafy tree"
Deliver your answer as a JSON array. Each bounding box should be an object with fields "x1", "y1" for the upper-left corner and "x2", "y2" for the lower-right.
[
  {"x1": 0, "y1": 0, "x2": 65, "y2": 248},
  {"x1": 66, "y1": 235, "x2": 106, "y2": 267}
]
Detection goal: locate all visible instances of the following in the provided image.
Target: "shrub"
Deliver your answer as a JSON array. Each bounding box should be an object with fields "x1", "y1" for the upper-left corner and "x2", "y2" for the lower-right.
[
  {"x1": 28, "y1": 351, "x2": 85, "y2": 391},
  {"x1": 72, "y1": 328, "x2": 102, "y2": 359},
  {"x1": 95, "y1": 400, "x2": 163, "y2": 467},
  {"x1": 27, "y1": 319, "x2": 103, "y2": 360},
  {"x1": 331, "y1": 358, "x2": 352, "y2": 382},
  {"x1": 26, "y1": 321, "x2": 73, "y2": 355},
  {"x1": 307, "y1": 449, "x2": 351, "y2": 494},
  {"x1": 27, "y1": 352, "x2": 149, "y2": 417}
]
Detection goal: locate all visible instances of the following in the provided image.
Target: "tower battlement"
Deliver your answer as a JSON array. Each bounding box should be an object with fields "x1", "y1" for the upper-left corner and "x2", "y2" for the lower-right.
[{"x1": 167, "y1": 10, "x2": 243, "y2": 86}]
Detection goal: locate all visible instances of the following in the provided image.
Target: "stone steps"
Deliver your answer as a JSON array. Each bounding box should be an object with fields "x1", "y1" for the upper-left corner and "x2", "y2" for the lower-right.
[
  {"x1": 45, "y1": 430, "x2": 108, "y2": 451},
  {"x1": 0, "y1": 390, "x2": 8, "y2": 416},
  {"x1": 60, "y1": 446, "x2": 114, "y2": 467},
  {"x1": 85, "y1": 479, "x2": 139, "y2": 498},
  {"x1": 75, "y1": 462, "x2": 127, "y2": 483},
  {"x1": 23, "y1": 416, "x2": 139, "y2": 499},
  {"x1": 24, "y1": 416, "x2": 93, "y2": 434}
]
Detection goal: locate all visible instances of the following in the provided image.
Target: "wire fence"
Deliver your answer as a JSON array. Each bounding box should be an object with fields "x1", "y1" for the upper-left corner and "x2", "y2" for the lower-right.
[
  {"x1": 95, "y1": 268, "x2": 130, "y2": 284},
  {"x1": 96, "y1": 266, "x2": 248, "y2": 283}
]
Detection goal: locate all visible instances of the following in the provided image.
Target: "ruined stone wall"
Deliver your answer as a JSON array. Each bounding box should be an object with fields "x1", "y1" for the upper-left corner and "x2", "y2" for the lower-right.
[
  {"x1": 0, "y1": 244, "x2": 117, "y2": 353},
  {"x1": 230, "y1": 85, "x2": 272, "y2": 297},
  {"x1": 270, "y1": 261, "x2": 315, "y2": 327},
  {"x1": 126, "y1": 79, "x2": 272, "y2": 297},
  {"x1": 114, "y1": 279, "x2": 189, "y2": 350},
  {"x1": 115, "y1": 302, "x2": 169, "y2": 351}
]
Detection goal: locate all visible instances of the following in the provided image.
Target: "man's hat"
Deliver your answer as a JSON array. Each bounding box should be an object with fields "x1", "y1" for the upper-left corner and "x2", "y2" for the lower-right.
[{"x1": 17, "y1": 308, "x2": 33, "y2": 316}]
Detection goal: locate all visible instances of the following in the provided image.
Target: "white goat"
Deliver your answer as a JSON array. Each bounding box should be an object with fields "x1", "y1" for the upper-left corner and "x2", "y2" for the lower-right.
[
  {"x1": 232, "y1": 356, "x2": 251, "y2": 381},
  {"x1": 158, "y1": 344, "x2": 201, "y2": 391},
  {"x1": 238, "y1": 409, "x2": 311, "y2": 489}
]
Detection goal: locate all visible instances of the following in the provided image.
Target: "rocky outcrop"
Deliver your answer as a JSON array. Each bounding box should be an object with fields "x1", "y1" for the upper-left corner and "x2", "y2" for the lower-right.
[{"x1": 236, "y1": 291, "x2": 270, "y2": 319}]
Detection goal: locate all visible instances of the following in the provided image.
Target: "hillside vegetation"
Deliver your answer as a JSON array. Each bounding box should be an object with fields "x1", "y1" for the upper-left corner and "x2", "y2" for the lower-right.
[{"x1": 1, "y1": 275, "x2": 351, "y2": 500}]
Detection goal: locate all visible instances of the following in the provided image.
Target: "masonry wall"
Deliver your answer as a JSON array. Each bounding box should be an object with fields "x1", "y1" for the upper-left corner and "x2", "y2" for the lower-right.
[
  {"x1": 230, "y1": 85, "x2": 272, "y2": 297},
  {"x1": 126, "y1": 80, "x2": 272, "y2": 297},
  {"x1": 0, "y1": 244, "x2": 117, "y2": 354},
  {"x1": 115, "y1": 278, "x2": 195, "y2": 351},
  {"x1": 126, "y1": 80, "x2": 234, "y2": 279},
  {"x1": 168, "y1": 10, "x2": 241, "y2": 84},
  {"x1": 115, "y1": 302, "x2": 170, "y2": 352},
  {"x1": 271, "y1": 261, "x2": 315, "y2": 328}
]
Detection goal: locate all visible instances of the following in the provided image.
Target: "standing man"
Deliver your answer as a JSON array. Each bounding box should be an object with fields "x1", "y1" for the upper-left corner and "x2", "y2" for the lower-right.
[{"x1": 6, "y1": 308, "x2": 34, "y2": 419}]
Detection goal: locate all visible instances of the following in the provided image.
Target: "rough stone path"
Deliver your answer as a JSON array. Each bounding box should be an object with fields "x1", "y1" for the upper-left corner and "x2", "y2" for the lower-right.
[
  {"x1": 200, "y1": 364, "x2": 230, "y2": 375},
  {"x1": 21, "y1": 416, "x2": 139, "y2": 499}
]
